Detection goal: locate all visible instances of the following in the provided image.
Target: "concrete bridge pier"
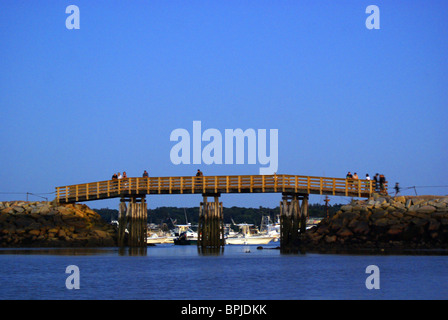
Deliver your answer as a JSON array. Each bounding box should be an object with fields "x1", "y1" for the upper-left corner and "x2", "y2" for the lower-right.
[
  {"x1": 197, "y1": 193, "x2": 225, "y2": 253},
  {"x1": 280, "y1": 193, "x2": 308, "y2": 253},
  {"x1": 118, "y1": 196, "x2": 147, "y2": 248}
]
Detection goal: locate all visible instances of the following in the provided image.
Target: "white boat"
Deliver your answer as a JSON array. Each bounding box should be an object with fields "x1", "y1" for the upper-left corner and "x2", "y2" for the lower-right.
[
  {"x1": 173, "y1": 224, "x2": 198, "y2": 245},
  {"x1": 226, "y1": 234, "x2": 276, "y2": 245},
  {"x1": 260, "y1": 215, "x2": 280, "y2": 242},
  {"x1": 146, "y1": 234, "x2": 175, "y2": 244},
  {"x1": 226, "y1": 223, "x2": 276, "y2": 245}
]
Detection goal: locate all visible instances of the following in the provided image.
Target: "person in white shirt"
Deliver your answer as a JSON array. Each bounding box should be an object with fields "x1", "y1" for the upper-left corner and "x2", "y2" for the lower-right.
[{"x1": 365, "y1": 174, "x2": 371, "y2": 191}]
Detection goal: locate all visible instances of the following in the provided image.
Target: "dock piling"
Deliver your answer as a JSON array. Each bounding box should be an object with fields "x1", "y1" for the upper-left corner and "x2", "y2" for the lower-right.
[
  {"x1": 118, "y1": 196, "x2": 147, "y2": 248},
  {"x1": 280, "y1": 193, "x2": 308, "y2": 253},
  {"x1": 198, "y1": 193, "x2": 225, "y2": 253}
]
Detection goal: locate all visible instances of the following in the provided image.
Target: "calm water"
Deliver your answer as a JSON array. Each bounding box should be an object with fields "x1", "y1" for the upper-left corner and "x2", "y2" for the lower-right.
[{"x1": 0, "y1": 244, "x2": 447, "y2": 300}]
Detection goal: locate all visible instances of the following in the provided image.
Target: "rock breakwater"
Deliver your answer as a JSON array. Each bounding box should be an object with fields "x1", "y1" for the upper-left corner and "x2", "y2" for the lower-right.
[
  {"x1": 304, "y1": 195, "x2": 448, "y2": 253},
  {"x1": 0, "y1": 201, "x2": 116, "y2": 247}
]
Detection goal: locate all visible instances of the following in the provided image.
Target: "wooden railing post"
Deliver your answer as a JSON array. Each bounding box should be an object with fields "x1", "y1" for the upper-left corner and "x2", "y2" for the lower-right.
[
  {"x1": 307, "y1": 177, "x2": 310, "y2": 194},
  {"x1": 180, "y1": 176, "x2": 184, "y2": 194},
  {"x1": 358, "y1": 180, "x2": 361, "y2": 198}
]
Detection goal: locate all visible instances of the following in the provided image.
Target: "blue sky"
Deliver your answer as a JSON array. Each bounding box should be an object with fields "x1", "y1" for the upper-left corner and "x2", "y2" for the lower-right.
[{"x1": 1, "y1": 1, "x2": 447, "y2": 209}]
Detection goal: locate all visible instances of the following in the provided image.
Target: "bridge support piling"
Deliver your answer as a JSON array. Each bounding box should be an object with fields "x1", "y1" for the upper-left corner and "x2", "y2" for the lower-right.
[
  {"x1": 118, "y1": 201, "x2": 127, "y2": 247},
  {"x1": 280, "y1": 193, "x2": 308, "y2": 253},
  {"x1": 118, "y1": 196, "x2": 147, "y2": 248},
  {"x1": 198, "y1": 193, "x2": 225, "y2": 253}
]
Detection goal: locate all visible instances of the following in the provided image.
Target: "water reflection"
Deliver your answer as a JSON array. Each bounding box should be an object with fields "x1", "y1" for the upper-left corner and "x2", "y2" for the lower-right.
[
  {"x1": 0, "y1": 247, "x2": 116, "y2": 256},
  {"x1": 197, "y1": 246, "x2": 224, "y2": 256},
  {"x1": 118, "y1": 246, "x2": 148, "y2": 256}
]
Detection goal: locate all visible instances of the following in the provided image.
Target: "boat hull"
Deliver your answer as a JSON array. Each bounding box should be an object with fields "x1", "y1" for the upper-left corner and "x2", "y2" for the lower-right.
[
  {"x1": 173, "y1": 238, "x2": 198, "y2": 245},
  {"x1": 146, "y1": 236, "x2": 175, "y2": 244},
  {"x1": 226, "y1": 236, "x2": 275, "y2": 245}
]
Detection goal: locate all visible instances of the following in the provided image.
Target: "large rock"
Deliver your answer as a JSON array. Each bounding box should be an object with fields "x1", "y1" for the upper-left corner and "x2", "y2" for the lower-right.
[
  {"x1": 417, "y1": 206, "x2": 436, "y2": 214},
  {"x1": 428, "y1": 219, "x2": 440, "y2": 231},
  {"x1": 0, "y1": 201, "x2": 117, "y2": 247},
  {"x1": 337, "y1": 228, "x2": 353, "y2": 238},
  {"x1": 387, "y1": 224, "x2": 405, "y2": 236},
  {"x1": 374, "y1": 218, "x2": 389, "y2": 227},
  {"x1": 353, "y1": 221, "x2": 370, "y2": 235}
]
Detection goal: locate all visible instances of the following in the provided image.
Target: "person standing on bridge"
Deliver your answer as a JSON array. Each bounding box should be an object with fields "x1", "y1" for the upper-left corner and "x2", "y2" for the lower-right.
[
  {"x1": 353, "y1": 172, "x2": 359, "y2": 191},
  {"x1": 373, "y1": 173, "x2": 379, "y2": 192},
  {"x1": 379, "y1": 174, "x2": 387, "y2": 194},
  {"x1": 346, "y1": 172, "x2": 353, "y2": 190},
  {"x1": 117, "y1": 172, "x2": 123, "y2": 191},
  {"x1": 112, "y1": 173, "x2": 118, "y2": 191},
  {"x1": 365, "y1": 174, "x2": 371, "y2": 191},
  {"x1": 394, "y1": 182, "x2": 401, "y2": 196},
  {"x1": 122, "y1": 171, "x2": 128, "y2": 188},
  {"x1": 196, "y1": 169, "x2": 203, "y2": 188},
  {"x1": 142, "y1": 170, "x2": 149, "y2": 178}
]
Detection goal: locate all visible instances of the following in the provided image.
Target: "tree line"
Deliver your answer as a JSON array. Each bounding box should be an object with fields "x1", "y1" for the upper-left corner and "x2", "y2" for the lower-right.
[{"x1": 94, "y1": 203, "x2": 343, "y2": 227}]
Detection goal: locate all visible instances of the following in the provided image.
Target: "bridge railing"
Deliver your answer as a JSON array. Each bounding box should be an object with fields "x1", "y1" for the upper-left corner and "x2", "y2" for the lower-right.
[{"x1": 56, "y1": 174, "x2": 386, "y2": 203}]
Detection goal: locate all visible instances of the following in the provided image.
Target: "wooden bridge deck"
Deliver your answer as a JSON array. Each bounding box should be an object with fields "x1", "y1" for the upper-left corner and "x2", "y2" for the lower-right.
[{"x1": 56, "y1": 174, "x2": 385, "y2": 203}]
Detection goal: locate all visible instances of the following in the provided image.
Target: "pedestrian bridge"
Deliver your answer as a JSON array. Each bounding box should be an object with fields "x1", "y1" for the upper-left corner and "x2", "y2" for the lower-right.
[{"x1": 55, "y1": 174, "x2": 384, "y2": 203}]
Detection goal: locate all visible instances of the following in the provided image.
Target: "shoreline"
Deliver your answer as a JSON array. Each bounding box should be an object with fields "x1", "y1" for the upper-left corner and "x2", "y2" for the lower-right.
[
  {"x1": 1, "y1": 195, "x2": 448, "y2": 255},
  {"x1": 301, "y1": 194, "x2": 448, "y2": 255},
  {"x1": 0, "y1": 201, "x2": 116, "y2": 248}
]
